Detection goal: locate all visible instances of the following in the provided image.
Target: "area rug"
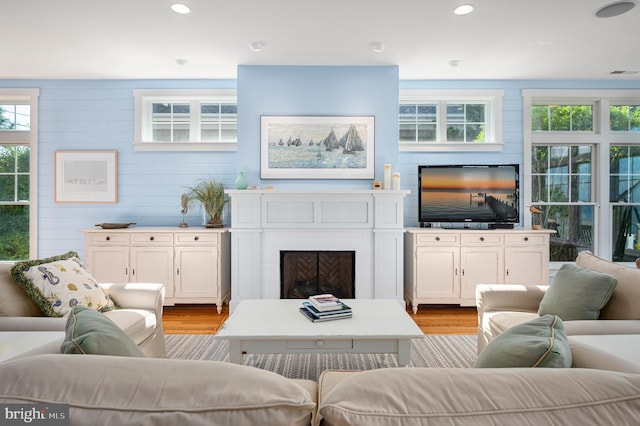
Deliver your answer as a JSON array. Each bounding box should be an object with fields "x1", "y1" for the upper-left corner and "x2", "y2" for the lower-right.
[{"x1": 165, "y1": 334, "x2": 477, "y2": 381}]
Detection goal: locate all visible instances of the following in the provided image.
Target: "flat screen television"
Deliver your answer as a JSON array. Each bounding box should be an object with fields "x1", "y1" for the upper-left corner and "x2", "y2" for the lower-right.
[{"x1": 418, "y1": 164, "x2": 520, "y2": 227}]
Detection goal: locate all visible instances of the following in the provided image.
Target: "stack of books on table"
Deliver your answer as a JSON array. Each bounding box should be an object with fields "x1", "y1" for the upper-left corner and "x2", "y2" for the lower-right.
[{"x1": 299, "y1": 294, "x2": 352, "y2": 322}]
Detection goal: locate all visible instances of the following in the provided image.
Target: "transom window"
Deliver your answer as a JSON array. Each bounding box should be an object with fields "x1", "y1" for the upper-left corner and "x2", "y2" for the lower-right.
[
  {"x1": 531, "y1": 104, "x2": 594, "y2": 132},
  {"x1": 399, "y1": 90, "x2": 503, "y2": 152},
  {"x1": 134, "y1": 89, "x2": 237, "y2": 152}
]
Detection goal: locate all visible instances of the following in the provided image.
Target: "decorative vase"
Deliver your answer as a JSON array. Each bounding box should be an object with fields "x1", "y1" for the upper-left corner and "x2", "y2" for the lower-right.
[{"x1": 234, "y1": 171, "x2": 248, "y2": 190}]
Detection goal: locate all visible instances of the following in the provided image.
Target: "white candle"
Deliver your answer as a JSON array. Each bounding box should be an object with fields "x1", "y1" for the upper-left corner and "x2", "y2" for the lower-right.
[
  {"x1": 384, "y1": 164, "x2": 392, "y2": 190},
  {"x1": 392, "y1": 172, "x2": 400, "y2": 190}
]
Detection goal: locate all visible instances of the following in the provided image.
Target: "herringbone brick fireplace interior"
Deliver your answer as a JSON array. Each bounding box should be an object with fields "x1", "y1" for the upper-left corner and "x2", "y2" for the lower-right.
[{"x1": 280, "y1": 251, "x2": 355, "y2": 299}]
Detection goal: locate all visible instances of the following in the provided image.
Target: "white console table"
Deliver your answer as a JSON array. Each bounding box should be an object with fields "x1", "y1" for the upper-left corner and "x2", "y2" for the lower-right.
[{"x1": 226, "y1": 189, "x2": 409, "y2": 311}]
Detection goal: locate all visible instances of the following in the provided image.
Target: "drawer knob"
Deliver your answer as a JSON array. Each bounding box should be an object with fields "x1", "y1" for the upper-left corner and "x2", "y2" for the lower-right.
[
  {"x1": 315, "y1": 340, "x2": 325, "y2": 348},
  {"x1": 524, "y1": 237, "x2": 529, "y2": 241},
  {"x1": 150, "y1": 236, "x2": 154, "y2": 241},
  {"x1": 435, "y1": 236, "x2": 440, "y2": 241},
  {"x1": 194, "y1": 236, "x2": 199, "y2": 241},
  {"x1": 106, "y1": 236, "x2": 110, "y2": 241},
  {"x1": 480, "y1": 237, "x2": 485, "y2": 242}
]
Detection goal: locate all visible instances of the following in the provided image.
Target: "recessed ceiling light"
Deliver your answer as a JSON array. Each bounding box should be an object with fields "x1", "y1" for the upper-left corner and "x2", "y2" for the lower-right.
[
  {"x1": 370, "y1": 42, "x2": 386, "y2": 53},
  {"x1": 449, "y1": 59, "x2": 462, "y2": 67},
  {"x1": 175, "y1": 59, "x2": 189, "y2": 66},
  {"x1": 453, "y1": 4, "x2": 474, "y2": 15},
  {"x1": 595, "y1": 1, "x2": 636, "y2": 18},
  {"x1": 248, "y1": 41, "x2": 265, "y2": 52},
  {"x1": 171, "y1": 3, "x2": 191, "y2": 14}
]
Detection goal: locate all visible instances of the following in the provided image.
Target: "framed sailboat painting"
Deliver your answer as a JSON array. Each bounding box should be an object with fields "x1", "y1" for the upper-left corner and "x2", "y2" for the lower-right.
[{"x1": 260, "y1": 115, "x2": 375, "y2": 179}]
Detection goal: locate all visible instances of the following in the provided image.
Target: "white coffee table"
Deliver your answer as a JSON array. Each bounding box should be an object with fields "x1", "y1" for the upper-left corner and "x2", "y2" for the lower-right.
[
  {"x1": 0, "y1": 331, "x2": 65, "y2": 363},
  {"x1": 215, "y1": 299, "x2": 423, "y2": 366}
]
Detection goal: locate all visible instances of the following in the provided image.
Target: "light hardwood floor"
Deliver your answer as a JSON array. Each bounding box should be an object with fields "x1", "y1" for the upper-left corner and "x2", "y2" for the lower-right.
[{"x1": 162, "y1": 304, "x2": 478, "y2": 335}]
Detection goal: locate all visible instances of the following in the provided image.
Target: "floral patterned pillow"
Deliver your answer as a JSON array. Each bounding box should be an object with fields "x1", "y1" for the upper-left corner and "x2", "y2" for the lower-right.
[{"x1": 11, "y1": 251, "x2": 117, "y2": 317}]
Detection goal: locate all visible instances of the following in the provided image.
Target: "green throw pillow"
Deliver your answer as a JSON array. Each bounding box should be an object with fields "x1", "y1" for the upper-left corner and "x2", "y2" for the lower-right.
[
  {"x1": 61, "y1": 305, "x2": 145, "y2": 357},
  {"x1": 538, "y1": 263, "x2": 617, "y2": 320},
  {"x1": 11, "y1": 251, "x2": 117, "y2": 317},
  {"x1": 475, "y1": 315, "x2": 572, "y2": 368}
]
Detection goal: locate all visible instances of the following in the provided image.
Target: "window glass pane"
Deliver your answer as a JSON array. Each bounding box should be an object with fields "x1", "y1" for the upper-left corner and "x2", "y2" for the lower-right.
[
  {"x1": 446, "y1": 104, "x2": 464, "y2": 123},
  {"x1": 549, "y1": 106, "x2": 571, "y2": 131},
  {"x1": 571, "y1": 106, "x2": 593, "y2": 131},
  {"x1": 0, "y1": 205, "x2": 29, "y2": 260},
  {"x1": 466, "y1": 124, "x2": 484, "y2": 142},
  {"x1": 0, "y1": 146, "x2": 16, "y2": 173},
  {"x1": 465, "y1": 104, "x2": 484, "y2": 122},
  {"x1": 610, "y1": 105, "x2": 640, "y2": 132},
  {"x1": 610, "y1": 145, "x2": 640, "y2": 202},
  {"x1": 537, "y1": 205, "x2": 594, "y2": 261},
  {"x1": 0, "y1": 175, "x2": 15, "y2": 201},
  {"x1": 447, "y1": 124, "x2": 464, "y2": 141},
  {"x1": 0, "y1": 105, "x2": 30, "y2": 131},
  {"x1": 531, "y1": 105, "x2": 548, "y2": 131},
  {"x1": 612, "y1": 205, "x2": 640, "y2": 261}
]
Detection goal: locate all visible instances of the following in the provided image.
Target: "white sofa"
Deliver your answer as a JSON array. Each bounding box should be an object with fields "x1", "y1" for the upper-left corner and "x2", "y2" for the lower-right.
[
  {"x1": 0, "y1": 354, "x2": 639, "y2": 426},
  {"x1": 0, "y1": 262, "x2": 166, "y2": 358}
]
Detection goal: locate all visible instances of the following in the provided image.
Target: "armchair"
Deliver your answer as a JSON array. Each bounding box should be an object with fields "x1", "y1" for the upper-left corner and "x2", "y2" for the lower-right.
[{"x1": 0, "y1": 262, "x2": 166, "y2": 358}]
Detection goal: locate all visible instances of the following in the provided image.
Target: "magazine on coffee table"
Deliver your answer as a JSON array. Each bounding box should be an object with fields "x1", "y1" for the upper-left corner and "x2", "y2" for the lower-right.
[
  {"x1": 308, "y1": 294, "x2": 344, "y2": 311},
  {"x1": 299, "y1": 306, "x2": 352, "y2": 322}
]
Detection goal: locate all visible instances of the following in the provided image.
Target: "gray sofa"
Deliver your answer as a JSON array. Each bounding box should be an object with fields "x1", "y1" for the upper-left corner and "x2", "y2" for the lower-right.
[
  {"x1": 0, "y1": 262, "x2": 166, "y2": 358},
  {"x1": 0, "y1": 354, "x2": 639, "y2": 426}
]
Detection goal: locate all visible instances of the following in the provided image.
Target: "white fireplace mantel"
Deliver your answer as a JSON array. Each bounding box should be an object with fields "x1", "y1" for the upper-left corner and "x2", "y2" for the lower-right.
[{"x1": 226, "y1": 189, "x2": 409, "y2": 311}]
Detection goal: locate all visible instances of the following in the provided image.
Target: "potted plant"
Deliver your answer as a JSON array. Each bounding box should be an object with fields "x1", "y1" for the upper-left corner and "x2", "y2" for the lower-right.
[{"x1": 187, "y1": 178, "x2": 227, "y2": 228}]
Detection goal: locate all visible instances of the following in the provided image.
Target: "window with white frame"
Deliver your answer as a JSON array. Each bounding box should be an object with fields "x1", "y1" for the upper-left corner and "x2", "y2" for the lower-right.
[
  {"x1": 133, "y1": 89, "x2": 237, "y2": 151},
  {"x1": 0, "y1": 89, "x2": 39, "y2": 260},
  {"x1": 399, "y1": 90, "x2": 503, "y2": 151},
  {"x1": 524, "y1": 89, "x2": 640, "y2": 265}
]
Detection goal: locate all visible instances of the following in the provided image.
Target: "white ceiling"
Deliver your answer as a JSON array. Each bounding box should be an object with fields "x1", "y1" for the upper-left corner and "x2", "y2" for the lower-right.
[{"x1": 2, "y1": 0, "x2": 639, "y2": 80}]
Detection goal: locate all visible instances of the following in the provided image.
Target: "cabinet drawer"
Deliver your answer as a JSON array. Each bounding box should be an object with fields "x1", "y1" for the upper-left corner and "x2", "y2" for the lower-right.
[
  {"x1": 460, "y1": 233, "x2": 502, "y2": 245},
  {"x1": 286, "y1": 339, "x2": 353, "y2": 350},
  {"x1": 174, "y1": 233, "x2": 219, "y2": 245},
  {"x1": 415, "y1": 233, "x2": 459, "y2": 245},
  {"x1": 505, "y1": 234, "x2": 547, "y2": 245},
  {"x1": 131, "y1": 233, "x2": 174, "y2": 245},
  {"x1": 86, "y1": 233, "x2": 130, "y2": 245}
]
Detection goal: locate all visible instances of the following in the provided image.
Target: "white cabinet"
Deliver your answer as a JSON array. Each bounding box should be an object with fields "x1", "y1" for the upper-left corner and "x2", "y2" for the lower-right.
[
  {"x1": 405, "y1": 228, "x2": 553, "y2": 312},
  {"x1": 84, "y1": 228, "x2": 230, "y2": 312}
]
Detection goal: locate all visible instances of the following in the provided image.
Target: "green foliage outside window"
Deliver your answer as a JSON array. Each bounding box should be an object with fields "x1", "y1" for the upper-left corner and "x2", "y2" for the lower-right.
[
  {"x1": 0, "y1": 145, "x2": 30, "y2": 260},
  {"x1": 531, "y1": 105, "x2": 593, "y2": 131},
  {"x1": 610, "y1": 105, "x2": 640, "y2": 132}
]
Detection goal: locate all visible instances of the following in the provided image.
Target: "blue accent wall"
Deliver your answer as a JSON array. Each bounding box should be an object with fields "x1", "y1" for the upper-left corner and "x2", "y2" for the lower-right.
[
  {"x1": 2, "y1": 74, "x2": 640, "y2": 258},
  {"x1": 237, "y1": 65, "x2": 399, "y2": 189}
]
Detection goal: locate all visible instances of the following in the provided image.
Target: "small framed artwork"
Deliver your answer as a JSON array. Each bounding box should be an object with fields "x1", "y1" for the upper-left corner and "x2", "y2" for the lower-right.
[
  {"x1": 260, "y1": 115, "x2": 375, "y2": 179},
  {"x1": 54, "y1": 150, "x2": 118, "y2": 203}
]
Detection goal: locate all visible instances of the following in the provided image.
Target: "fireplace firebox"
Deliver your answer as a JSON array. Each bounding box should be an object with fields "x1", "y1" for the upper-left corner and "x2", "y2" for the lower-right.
[{"x1": 280, "y1": 251, "x2": 355, "y2": 299}]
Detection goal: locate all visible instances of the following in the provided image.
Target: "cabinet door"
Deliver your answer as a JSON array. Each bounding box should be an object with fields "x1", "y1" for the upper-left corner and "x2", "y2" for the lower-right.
[
  {"x1": 415, "y1": 246, "x2": 460, "y2": 299},
  {"x1": 130, "y1": 246, "x2": 175, "y2": 298},
  {"x1": 85, "y1": 246, "x2": 129, "y2": 283},
  {"x1": 460, "y1": 246, "x2": 504, "y2": 304},
  {"x1": 505, "y1": 246, "x2": 548, "y2": 285},
  {"x1": 174, "y1": 246, "x2": 218, "y2": 298}
]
